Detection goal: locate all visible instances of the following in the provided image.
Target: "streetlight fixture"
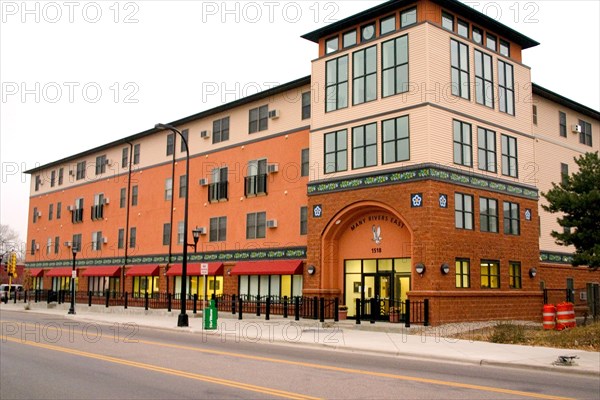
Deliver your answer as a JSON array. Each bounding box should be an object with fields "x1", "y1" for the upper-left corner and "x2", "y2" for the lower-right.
[
  {"x1": 155, "y1": 123, "x2": 193, "y2": 327},
  {"x1": 68, "y1": 242, "x2": 79, "y2": 315}
]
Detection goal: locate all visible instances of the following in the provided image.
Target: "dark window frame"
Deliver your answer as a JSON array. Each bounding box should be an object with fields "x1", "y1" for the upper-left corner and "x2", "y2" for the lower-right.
[
  {"x1": 95, "y1": 155, "x2": 107, "y2": 175},
  {"x1": 382, "y1": 34, "x2": 409, "y2": 98},
  {"x1": 503, "y1": 201, "x2": 520, "y2": 235},
  {"x1": 509, "y1": 261, "x2": 522, "y2": 289},
  {"x1": 453, "y1": 120, "x2": 472, "y2": 167},
  {"x1": 455, "y1": 258, "x2": 470, "y2": 288},
  {"x1": 501, "y1": 134, "x2": 518, "y2": 178},
  {"x1": 479, "y1": 197, "x2": 498, "y2": 233},
  {"x1": 163, "y1": 223, "x2": 171, "y2": 246},
  {"x1": 559, "y1": 112, "x2": 567, "y2": 137},
  {"x1": 209, "y1": 216, "x2": 227, "y2": 242},
  {"x1": 400, "y1": 7, "x2": 417, "y2": 28},
  {"x1": 477, "y1": 127, "x2": 497, "y2": 172},
  {"x1": 455, "y1": 192, "x2": 474, "y2": 230},
  {"x1": 249, "y1": 105, "x2": 269, "y2": 134},
  {"x1": 301, "y1": 148, "x2": 310, "y2": 177},
  {"x1": 442, "y1": 11, "x2": 454, "y2": 31},
  {"x1": 324, "y1": 130, "x2": 348, "y2": 174},
  {"x1": 300, "y1": 206, "x2": 308, "y2": 236},
  {"x1": 451, "y1": 39, "x2": 470, "y2": 100},
  {"x1": 325, "y1": 55, "x2": 349, "y2": 113},
  {"x1": 352, "y1": 122, "x2": 378, "y2": 169},
  {"x1": 131, "y1": 185, "x2": 138, "y2": 206},
  {"x1": 301, "y1": 92, "x2": 311, "y2": 120},
  {"x1": 474, "y1": 49, "x2": 494, "y2": 108},
  {"x1": 579, "y1": 120, "x2": 592, "y2": 147},
  {"x1": 166, "y1": 133, "x2": 174, "y2": 156},
  {"x1": 382, "y1": 115, "x2": 410, "y2": 164},
  {"x1": 246, "y1": 212, "x2": 267, "y2": 239},
  {"x1": 213, "y1": 117, "x2": 230, "y2": 144},
  {"x1": 480, "y1": 260, "x2": 500, "y2": 289},
  {"x1": 498, "y1": 60, "x2": 515, "y2": 115}
]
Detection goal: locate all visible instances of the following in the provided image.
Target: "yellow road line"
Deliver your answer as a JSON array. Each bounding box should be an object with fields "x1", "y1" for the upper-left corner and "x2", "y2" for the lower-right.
[
  {"x1": 1, "y1": 336, "x2": 321, "y2": 400},
  {"x1": 1, "y1": 319, "x2": 575, "y2": 400}
]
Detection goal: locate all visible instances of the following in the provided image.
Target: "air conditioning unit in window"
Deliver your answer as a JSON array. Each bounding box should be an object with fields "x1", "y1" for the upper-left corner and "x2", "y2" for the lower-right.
[
  {"x1": 571, "y1": 124, "x2": 582, "y2": 134},
  {"x1": 64, "y1": 241, "x2": 72, "y2": 248},
  {"x1": 105, "y1": 159, "x2": 111, "y2": 166},
  {"x1": 198, "y1": 227, "x2": 207, "y2": 235},
  {"x1": 199, "y1": 178, "x2": 208, "y2": 186},
  {"x1": 267, "y1": 219, "x2": 278, "y2": 229},
  {"x1": 35, "y1": 243, "x2": 40, "y2": 250},
  {"x1": 103, "y1": 197, "x2": 110, "y2": 205},
  {"x1": 201, "y1": 130, "x2": 211, "y2": 139},
  {"x1": 69, "y1": 170, "x2": 75, "y2": 176},
  {"x1": 267, "y1": 164, "x2": 279, "y2": 174},
  {"x1": 36, "y1": 211, "x2": 42, "y2": 217},
  {"x1": 67, "y1": 205, "x2": 73, "y2": 211},
  {"x1": 102, "y1": 237, "x2": 108, "y2": 244},
  {"x1": 268, "y1": 109, "x2": 280, "y2": 119}
]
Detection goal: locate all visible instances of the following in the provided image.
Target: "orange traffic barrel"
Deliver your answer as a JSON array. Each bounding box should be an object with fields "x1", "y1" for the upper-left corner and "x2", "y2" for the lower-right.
[
  {"x1": 542, "y1": 304, "x2": 556, "y2": 330},
  {"x1": 556, "y1": 302, "x2": 576, "y2": 330}
]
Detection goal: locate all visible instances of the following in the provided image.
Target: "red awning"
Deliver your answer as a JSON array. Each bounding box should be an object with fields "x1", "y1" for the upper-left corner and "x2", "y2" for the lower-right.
[
  {"x1": 46, "y1": 268, "x2": 74, "y2": 277},
  {"x1": 126, "y1": 265, "x2": 159, "y2": 277},
  {"x1": 28, "y1": 268, "x2": 44, "y2": 277},
  {"x1": 81, "y1": 266, "x2": 121, "y2": 277},
  {"x1": 231, "y1": 260, "x2": 303, "y2": 276},
  {"x1": 166, "y1": 263, "x2": 224, "y2": 276}
]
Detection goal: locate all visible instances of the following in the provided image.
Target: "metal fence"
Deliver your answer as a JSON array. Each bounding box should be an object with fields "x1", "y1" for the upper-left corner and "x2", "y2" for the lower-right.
[{"x1": 544, "y1": 284, "x2": 600, "y2": 321}]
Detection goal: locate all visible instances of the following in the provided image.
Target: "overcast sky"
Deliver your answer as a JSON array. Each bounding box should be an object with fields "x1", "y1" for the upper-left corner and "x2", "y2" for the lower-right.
[{"x1": 1, "y1": 0, "x2": 599, "y2": 244}]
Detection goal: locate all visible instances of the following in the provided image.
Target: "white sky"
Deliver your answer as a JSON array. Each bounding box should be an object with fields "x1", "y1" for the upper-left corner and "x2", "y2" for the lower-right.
[{"x1": 1, "y1": 0, "x2": 599, "y2": 243}]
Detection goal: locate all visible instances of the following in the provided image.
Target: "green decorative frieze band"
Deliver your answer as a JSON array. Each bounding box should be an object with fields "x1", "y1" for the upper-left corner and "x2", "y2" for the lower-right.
[
  {"x1": 25, "y1": 247, "x2": 307, "y2": 269},
  {"x1": 308, "y1": 164, "x2": 539, "y2": 200},
  {"x1": 539, "y1": 251, "x2": 574, "y2": 265}
]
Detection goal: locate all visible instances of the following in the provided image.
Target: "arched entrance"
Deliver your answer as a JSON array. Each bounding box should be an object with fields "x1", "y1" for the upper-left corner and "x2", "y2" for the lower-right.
[{"x1": 320, "y1": 201, "x2": 413, "y2": 318}]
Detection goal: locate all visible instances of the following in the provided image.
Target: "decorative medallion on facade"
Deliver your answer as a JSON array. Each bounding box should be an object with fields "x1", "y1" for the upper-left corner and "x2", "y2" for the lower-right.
[
  {"x1": 372, "y1": 225, "x2": 382, "y2": 245},
  {"x1": 439, "y1": 194, "x2": 448, "y2": 208},
  {"x1": 525, "y1": 208, "x2": 532, "y2": 221},
  {"x1": 312, "y1": 205, "x2": 322, "y2": 218},
  {"x1": 411, "y1": 193, "x2": 423, "y2": 208}
]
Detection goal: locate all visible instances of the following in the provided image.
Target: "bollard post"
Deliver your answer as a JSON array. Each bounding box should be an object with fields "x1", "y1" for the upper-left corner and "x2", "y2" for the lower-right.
[
  {"x1": 424, "y1": 299, "x2": 429, "y2": 327},
  {"x1": 405, "y1": 299, "x2": 411, "y2": 328},
  {"x1": 294, "y1": 296, "x2": 300, "y2": 321},
  {"x1": 193, "y1": 294, "x2": 198, "y2": 314},
  {"x1": 256, "y1": 296, "x2": 261, "y2": 317},
  {"x1": 144, "y1": 292, "x2": 149, "y2": 311},
  {"x1": 283, "y1": 296, "x2": 288, "y2": 319},
  {"x1": 47, "y1": 290, "x2": 51, "y2": 304},
  {"x1": 356, "y1": 298, "x2": 361, "y2": 325},
  {"x1": 167, "y1": 293, "x2": 172, "y2": 312},
  {"x1": 334, "y1": 297, "x2": 339, "y2": 322},
  {"x1": 370, "y1": 298, "x2": 376, "y2": 324},
  {"x1": 88, "y1": 291, "x2": 92, "y2": 307},
  {"x1": 313, "y1": 296, "x2": 318, "y2": 320},
  {"x1": 231, "y1": 294, "x2": 236, "y2": 315},
  {"x1": 266, "y1": 296, "x2": 271, "y2": 321},
  {"x1": 319, "y1": 297, "x2": 325, "y2": 323},
  {"x1": 238, "y1": 296, "x2": 243, "y2": 320},
  {"x1": 105, "y1": 290, "x2": 110, "y2": 308},
  {"x1": 124, "y1": 292, "x2": 128, "y2": 309}
]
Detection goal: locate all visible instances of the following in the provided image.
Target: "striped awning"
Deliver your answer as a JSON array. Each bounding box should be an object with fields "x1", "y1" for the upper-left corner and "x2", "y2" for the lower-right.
[{"x1": 230, "y1": 260, "x2": 303, "y2": 276}]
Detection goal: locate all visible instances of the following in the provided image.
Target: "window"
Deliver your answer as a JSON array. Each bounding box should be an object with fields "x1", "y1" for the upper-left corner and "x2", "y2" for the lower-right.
[
  {"x1": 33, "y1": 207, "x2": 38, "y2": 223},
  {"x1": 246, "y1": 212, "x2": 266, "y2": 239},
  {"x1": 382, "y1": 116, "x2": 410, "y2": 164},
  {"x1": 361, "y1": 23, "x2": 375, "y2": 42},
  {"x1": 477, "y1": 127, "x2": 496, "y2": 172},
  {"x1": 179, "y1": 175, "x2": 187, "y2": 198},
  {"x1": 301, "y1": 148, "x2": 309, "y2": 177},
  {"x1": 95, "y1": 155, "x2": 107, "y2": 175},
  {"x1": 49, "y1": 204, "x2": 54, "y2": 221},
  {"x1": 210, "y1": 217, "x2": 227, "y2": 242},
  {"x1": 92, "y1": 231, "x2": 103, "y2": 251},
  {"x1": 249, "y1": 105, "x2": 268, "y2": 133},
  {"x1": 486, "y1": 33, "x2": 496, "y2": 51},
  {"x1": 456, "y1": 259, "x2": 470, "y2": 288},
  {"x1": 131, "y1": 185, "x2": 138, "y2": 206},
  {"x1": 326, "y1": 56, "x2": 348, "y2": 112},
  {"x1": 56, "y1": 202, "x2": 61, "y2": 220},
  {"x1": 457, "y1": 19, "x2": 469, "y2": 38},
  {"x1": 209, "y1": 167, "x2": 228, "y2": 202},
  {"x1": 213, "y1": 117, "x2": 230, "y2": 144},
  {"x1": 300, "y1": 206, "x2": 308, "y2": 236},
  {"x1": 58, "y1": 168, "x2": 64, "y2": 185},
  {"x1": 73, "y1": 198, "x2": 84, "y2": 223},
  {"x1": 479, "y1": 197, "x2": 498, "y2": 233},
  {"x1": 165, "y1": 178, "x2": 173, "y2": 201},
  {"x1": 76, "y1": 161, "x2": 86, "y2": 180},
  {"x1": 30, "y1": 239, "x2": 36, "y2": 255},
  {"x1": 561, "y1": 163, "x2": 569, "y2": 186},
  {"x1": 453, "y1": 120, "x2": 472, "y2": 167},
  {"x1": 180, "y1": 129, "x2": 189, "y2": 153},
  {"x1": 35, "y1": 175, "x2": 40, "y2": 191},
  {"x1": 509, "y1": 262, "x2": 522, "y2": 289},
  {"x1": 92, "y1": 193, "x2": 104, "y2": 220},
  {"x1": 559, "y1": 112, "x2": 567, "y2": 137},
  {"x1": 382, "y1": 35, "x2": 408, "y2": 97},
  {"x1": 133, "y1": 144, "x2": 140, "y2": 164},
  {"x1": 451, "y1": 39, "x2": 470, "y2": 99},
  {"x1": 498, "y1": 60, "x2": 515, "y2": 115},
  {"x1": 166, "y1": 133, "x2": 174, "y2": 156},
  {"x1": 501, "y1": 134, "x2": 518, "y2": 177},
  {"x1": 579, "y1": 120, "x2": 592, "y2": 146},
  {"x1": 301, "y1": 92, "x2": 311, "y2": 120},
  {"x1": 400, "y1": 7, "x2": 416, "y2": 27},
  {"x1": 481, "y1": 261, "x2": 500, "y2": 289},
  {"x1": 118, "y1": 228, "x2": 125, "y2": 249},
  {"x1": 47, "y1": 238, "x2": 51, "y2": 255},
  {"x1": 50, "y1": 170, "x2": 56, "y2": 187},
  {"x1": 472, "y1": 27, "x2": 483, "y2": 44},
  {"x1": 54, "y1": 236, "x2": 60, "y2": 254},
  {"x1": 324, "y1": 130, "x2": 347, "y2": 174},
  {"x1": 343, "y1": 30, "x2": 356, "y2": 48},
  {"x1": 380, "y1": 15, "x2": 396, "y2": 35},
  {"x1": 503, "y1": 201, "x2": 520, "y2": 235},
  {"x1": 246, "y1": 159, "x2": 267, "y2": 196},
  {"x1": 163, "y1": 223, "x2": 171, "y2": 246},
  {"x1": 72, "y1": 234, "x2": 82, "y2": 252},
  {"x1": 120, "y1": 188, "x2": 126, "y2": 208},
  {"x1": 325, "y1": 36, "x2": 338, "y2": 54},
  {"x1": 129, "y1": 227, "x2": 137, "y2": 248},
  {"x1": 122, "y1": 147, "x2": 129, "y2": 167},
  {"x1": 177, "y1": 221, "x2": 184, "y2": 245},
  {"x1": 442, "y1": 11, "x2": 454, "y2": 31},
  {"x1": 455, "y1": 193, "x2": 474, "y2": 230},
  {"x1": 474, "y1": 49, "x2": 494, "y2": 108},
  {"x1": 352, "y1": 123, "x2": 377, "y2": 169},
  {"x1": 499, "y1": 39, "x2": 510, "y2": 57},
  {"x1": 532, "y1": 105, "x2": 538, "y2": 125}
]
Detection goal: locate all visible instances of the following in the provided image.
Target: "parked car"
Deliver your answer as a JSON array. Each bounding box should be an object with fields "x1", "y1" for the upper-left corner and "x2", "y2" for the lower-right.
[{"x1": 0, "y1": 284, "x2": 23, "y2": 300}]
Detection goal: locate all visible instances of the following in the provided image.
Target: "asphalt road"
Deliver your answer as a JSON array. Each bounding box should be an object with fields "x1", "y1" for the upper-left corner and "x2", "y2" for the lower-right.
[{"x1": 1, "y1": 310, "x2": 598, "y2": 400}]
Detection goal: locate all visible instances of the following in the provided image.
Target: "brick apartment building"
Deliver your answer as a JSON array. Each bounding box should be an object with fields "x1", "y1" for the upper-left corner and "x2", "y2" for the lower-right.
[{"x1": 24, "y1": 0, "x2": 599, "y2": 325}]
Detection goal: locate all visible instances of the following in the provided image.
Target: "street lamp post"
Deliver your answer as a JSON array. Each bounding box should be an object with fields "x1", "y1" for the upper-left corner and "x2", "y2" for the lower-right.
[
  {"x1": 68, "y1": 244, "x2": 78, "y2": 315},
  {"x1": 155, "y1": 123, "x2": 196, "y2": 327}
]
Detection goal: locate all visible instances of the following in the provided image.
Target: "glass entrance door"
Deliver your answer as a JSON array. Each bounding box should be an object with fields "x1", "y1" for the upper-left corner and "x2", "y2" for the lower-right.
[{"x1": 362, "y1": 273, "x2": 392, "y2": 320}]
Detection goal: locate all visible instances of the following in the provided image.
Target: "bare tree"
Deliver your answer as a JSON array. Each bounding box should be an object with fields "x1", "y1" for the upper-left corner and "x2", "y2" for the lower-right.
[{"x1": 1, "y1": 224, "x2": 25, "y2": 261}]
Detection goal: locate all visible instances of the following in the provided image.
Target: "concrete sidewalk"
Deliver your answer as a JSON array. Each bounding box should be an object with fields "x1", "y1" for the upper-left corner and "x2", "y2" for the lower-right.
[{"x1": 1, "y1": 301, "x2": 598, "y2": 376}]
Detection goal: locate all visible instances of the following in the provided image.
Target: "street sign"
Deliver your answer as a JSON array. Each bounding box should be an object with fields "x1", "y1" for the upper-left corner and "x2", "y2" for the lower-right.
[
  {"x1": 200, "y1": 263, "x2": 209, "y2": 276},
  {"x1": 72, "y1": 271, "x2": 77, "y2": 278}
]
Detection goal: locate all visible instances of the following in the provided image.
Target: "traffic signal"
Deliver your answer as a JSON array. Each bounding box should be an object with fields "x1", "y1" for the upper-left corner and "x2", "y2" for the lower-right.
[{"x1": 8, "y1": 252, "x2": 17, "y2": 277}]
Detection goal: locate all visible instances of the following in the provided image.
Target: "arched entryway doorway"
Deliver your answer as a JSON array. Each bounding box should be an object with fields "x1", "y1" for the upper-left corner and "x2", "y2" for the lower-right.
[{"x1": 320, "y1": 201, "x2": 413, "y2": 318}]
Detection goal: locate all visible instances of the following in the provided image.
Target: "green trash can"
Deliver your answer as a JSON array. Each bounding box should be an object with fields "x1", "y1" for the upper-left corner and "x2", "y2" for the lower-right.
[{"x1": 203, "y1": 299, "x2": 218, "y2": 330}]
